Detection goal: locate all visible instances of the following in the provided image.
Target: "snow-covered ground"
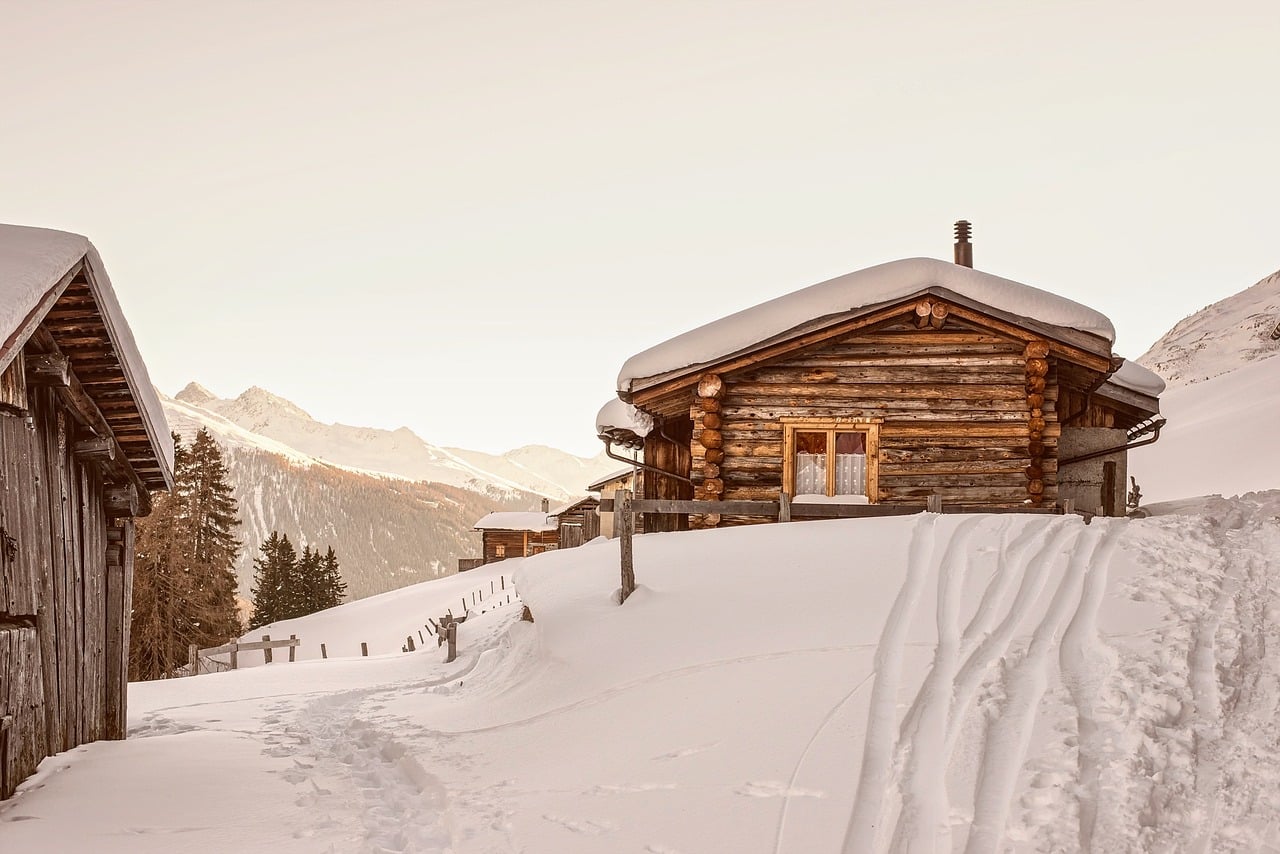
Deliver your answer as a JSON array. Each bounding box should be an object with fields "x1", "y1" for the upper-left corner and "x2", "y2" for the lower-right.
[{"x1": 5, "y1": 495, "x2": 1280, "y2": 853}]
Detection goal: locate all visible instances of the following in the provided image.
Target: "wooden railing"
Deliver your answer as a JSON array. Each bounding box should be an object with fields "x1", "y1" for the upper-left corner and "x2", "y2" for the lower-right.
[
  {"x1": 605, "y1": 489, "x2": 1062, "y2": 603},
  {"x1": 186, "y1": 634, "x2": 300, "y2": 675}
]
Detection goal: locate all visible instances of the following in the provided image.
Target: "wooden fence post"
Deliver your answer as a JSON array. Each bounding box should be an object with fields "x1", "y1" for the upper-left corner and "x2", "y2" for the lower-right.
[
  {"x1": 406, "y1": 635, "x2": 416, "y2": 652},
  {"x1": 288, "y1": 634, "x2": 297, "y2": 662},
  {"x1": 501, "y1": 575, "x2": 505, "y2": 590},
  {"x1": 778, "y1": 491, "x2": 791, "y2": 523},
  {"x1": 418, "y1": 630, "x2": 424, "y2": 643},
  {"x1": 229, "y1": 639, "x2": 238, "y2": 670},
  {"x1": 262, "y1": 635, "x2": 273, "y2": 664},
  {"x1": 360, "y1": 642, "x2": 368, "y2": 657},
  {"x1": 188, "y1": 644, "x2": 198, "y2": 676},
  {"x1": 320, "y1": 643, "x2": 328, "y2": 659},
  {"x1": 618, "y1": 488, "x2": 635, "y2": 603},
  {"x1": 445, "y1": 622, "x2": 458, "y2": 663},
  {"x1": 926, "y1": 493, "x2": 942, "y2": 513}
]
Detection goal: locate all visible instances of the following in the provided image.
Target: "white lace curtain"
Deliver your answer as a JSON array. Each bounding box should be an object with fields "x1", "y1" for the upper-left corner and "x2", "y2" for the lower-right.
[{"x1": 796, "y1": 451, "x2": 866, "y2": 496}]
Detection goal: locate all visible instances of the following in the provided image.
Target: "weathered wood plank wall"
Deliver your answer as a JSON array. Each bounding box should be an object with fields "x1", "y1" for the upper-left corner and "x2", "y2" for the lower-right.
[
  {"x1": 689, "y1": 318, "x2": 1061, "y2": 522},
  {"x1": 481, "y1": 529, "x2": 559, "y2": 564},
  {"x1": 0, "y1": 375, "x2": 133, "y2": 799}
]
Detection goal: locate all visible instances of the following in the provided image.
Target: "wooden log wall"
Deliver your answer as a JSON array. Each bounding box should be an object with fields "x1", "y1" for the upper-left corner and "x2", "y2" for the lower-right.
[
  {"x1": 702, "y1": 316, "x2": 1060, "y2": 523},
  {"x1": 481, "y1": 529, "x2": 558, "y2": 564},
  {"x1": 0, "y1": 372, "x2": 134, "y2": 799}
]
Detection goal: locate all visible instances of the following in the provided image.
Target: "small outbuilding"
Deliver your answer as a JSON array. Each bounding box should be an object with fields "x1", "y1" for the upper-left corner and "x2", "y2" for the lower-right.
[
  {"x1": 600, "y1": 224, "x2": 1164, "y2": 528},
  {"x1": 472, "y1": 509, "x2": 559, "y2": 564},
  {"x1": 0, "y1": 224, "x2": 173, "y2": 798},
  {"x1": 586, "y1": 466, "x2": 638, "y2": 538}
]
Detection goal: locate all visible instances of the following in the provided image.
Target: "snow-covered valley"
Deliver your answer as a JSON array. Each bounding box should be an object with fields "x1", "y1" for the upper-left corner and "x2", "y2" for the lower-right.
[{"x1": 4, "y1": 495, "x2": 1279, "y2": 852}]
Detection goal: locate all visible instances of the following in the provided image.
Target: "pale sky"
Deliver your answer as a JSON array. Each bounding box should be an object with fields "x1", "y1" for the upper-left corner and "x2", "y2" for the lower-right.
[{"x1": 3, "y1": 1, "x2": 1277, "y2": 456}]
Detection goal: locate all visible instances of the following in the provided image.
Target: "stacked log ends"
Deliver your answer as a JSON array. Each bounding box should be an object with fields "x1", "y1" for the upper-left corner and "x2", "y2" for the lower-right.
[
  {"x1": 1024, "y1": 341, "x2": 1050, "y2": 506},
  {"x1": 912, "y1": 298, "x2": 950, "y2": 330},
  {"x1": 694, "y1": 373, "x2": 725, "y2": 526}
]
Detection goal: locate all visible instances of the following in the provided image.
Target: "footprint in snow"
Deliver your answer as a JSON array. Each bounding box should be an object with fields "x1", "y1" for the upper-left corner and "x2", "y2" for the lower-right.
[
  {"x1": 591, "y1": 782, "x2": 678, "y2": 794},
  {"x1": 542, "y1": 813, "x2": 614, "y2": 835},
  {"x1": 651, "y1": 742, "x2": 718, "y2": 761},
  {"x1": 736, "y1": 781, "x2": 825, "y2": 799}
]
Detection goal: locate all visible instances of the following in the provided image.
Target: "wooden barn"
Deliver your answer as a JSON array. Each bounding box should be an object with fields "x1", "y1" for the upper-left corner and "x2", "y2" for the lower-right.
[
  {"x1": 472, "y1": 507, "x2": 560, "y2": 564},
  {"x1": 551, "y1": 496, "x2": 601, "y2": 549},
  {"x1": 0, "y1": 225, "x2": 173, "y2": 799},
  {"x1": 600, "y1": 224, "x2": 1164, "y2": 528}
]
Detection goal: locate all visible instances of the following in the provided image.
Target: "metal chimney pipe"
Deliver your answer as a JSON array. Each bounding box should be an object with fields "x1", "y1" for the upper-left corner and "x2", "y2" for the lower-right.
[{"x1": 953, "y1": 220, "x2": 973, "y2": 268}]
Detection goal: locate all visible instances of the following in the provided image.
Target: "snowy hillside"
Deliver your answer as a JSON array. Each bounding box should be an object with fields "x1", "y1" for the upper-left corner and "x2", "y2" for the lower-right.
[
  {"x1": 164, "y1": 397, "x2": 542, "y2": 601},
  {"x1": 173, "y1": 382, "x2": 617, "y2": 502},
  {"x1": 1132, "y1": 267, "x2": 1280, "y2": 502},
  {"x1": 5, "y1": 495, "x2": 1280, "y2": 852},
  {"x1": 1138, "y1": 267, "x2": 1280, "y2": 386}
]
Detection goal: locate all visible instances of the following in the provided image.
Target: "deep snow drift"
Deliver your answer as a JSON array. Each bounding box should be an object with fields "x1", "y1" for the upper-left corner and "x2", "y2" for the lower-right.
[{"x1": 4, "y1": 496, "x2": 1280, "y2": 853}]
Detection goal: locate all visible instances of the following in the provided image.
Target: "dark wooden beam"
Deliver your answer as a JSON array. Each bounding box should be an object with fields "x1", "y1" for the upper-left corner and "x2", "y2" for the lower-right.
[
  {"x1": 25, "y1": 353, "x2": 70, "y2": 388},
  {"x1": 105, "y1": 484, "x2": 139, "y2": 519},
  {"x1": 73, "y1": 436, "x2": 116, "y2": 464}
]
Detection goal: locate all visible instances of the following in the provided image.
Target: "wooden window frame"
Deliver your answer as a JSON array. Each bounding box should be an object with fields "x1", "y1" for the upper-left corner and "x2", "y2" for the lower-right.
[
  {"x1": 495, "y1": 543, "x2": 506, "y2": 558},
  {"x1": 781, "y1": 419, "x2": 881, "y2": 503}
]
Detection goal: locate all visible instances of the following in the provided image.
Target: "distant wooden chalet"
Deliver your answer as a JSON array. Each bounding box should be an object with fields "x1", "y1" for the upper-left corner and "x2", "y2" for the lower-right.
[
  {"x1": 551, "y1": 496, "x2": 601, "y2": 549},
  {"x1": 0, "y1": 224, "x2": 173, "y2": 798},
  {"x1": 464, "y1": 496, "x2": 603, "y2": 568},
  {"x1": 598, "y1": 224, "x2": 1164, "y2": 529},
  {"x1": 472, "y1": 505, "x2": 560, "y2": 565},
  {"x1": 586, "y1": 466, "x2": 637, "y2": 538}
]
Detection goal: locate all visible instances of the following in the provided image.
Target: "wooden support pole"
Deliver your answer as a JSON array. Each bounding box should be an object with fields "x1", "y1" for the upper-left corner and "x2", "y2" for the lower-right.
[
  {"x1": 188, "y1": 644, "x2": 198, "y2": 676},
  {"x1": 288, "y1": 634, "x2": 297, "y2": 663},
  {"x1": 229, "y1": 640, "x2": 238, "y2": 670},
  {"x1": 262, "y1": 635, "x2": 273, "y2": 664},
  {"x1": 618, "y1": 488, "x2": 636, "y2": 603},
  {"x1": 445, "y1": 622, "x2": 458, "y2": 663},
  {"x1": 778, "y1": 491, "x2": 791, "y2": 523},
  {"x1": 361, "y1": 642, "x2": 368, "y2": 657},
  {"x1": 1102, "y1": 461, "x2": 1117, "y2": 517},
  {"x1": 320, "y1": 643, "x2": 328, "y2": 659},
  {"x1": 927, "y1": 493, "x2": 943, "y2": 513},
  {"x1": 406, "y1": 635, "x2": 416, "y2": 652}
]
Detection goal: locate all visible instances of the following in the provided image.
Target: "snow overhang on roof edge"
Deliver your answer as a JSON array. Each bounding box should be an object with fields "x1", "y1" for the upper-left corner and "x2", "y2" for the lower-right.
[
  {"x1": 617, "y1": 257, "x2": 1118, "y2": 393},
  {"x1": 0, "y1": 224, "x2": 175, "y2": 488}
]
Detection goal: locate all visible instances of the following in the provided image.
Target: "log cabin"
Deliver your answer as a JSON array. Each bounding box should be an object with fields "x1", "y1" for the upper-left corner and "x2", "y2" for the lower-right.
[
  {"x1": 473, "y1": 505, "x2": 560, "y2": 564},
  {"x1": 0, "y1": 224, "x2": 173, "y2": 798},
  {"x1": 599, "y1": 223, "x2": 1164, "y2": 529}
]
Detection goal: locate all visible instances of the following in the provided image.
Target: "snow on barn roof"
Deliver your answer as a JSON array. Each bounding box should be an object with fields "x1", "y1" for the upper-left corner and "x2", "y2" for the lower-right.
[
  {"x1": 473, "y1": 511, "x2": 557, "y2": 532},
  {"x1": 1106, "y1": 359, "x2": 1166, "y2": 398},
  {"x1": 0, "y1": 224, "x2": 174, "y2": 482},
  {"x1": 586, "y1": 466, "x2": 635, "y2": 492},
  {"x1": 617, "y1": 257, "x2": 1117, "y2": 392}
]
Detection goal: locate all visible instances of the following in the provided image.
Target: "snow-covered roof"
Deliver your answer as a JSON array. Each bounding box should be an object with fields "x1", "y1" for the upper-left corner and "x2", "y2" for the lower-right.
[
  {"x1": 1105, "y1": 359, "x2": 1166, "y2": 398},
  {"x1": 0, "y1": 224, "x2": 174, "y2": 485},
  {"x1": 473, "y1": 511, "x2": 557, "y2": 532},
  {"x1": 618, "y1": 257, "x2": 1117, "y2": 392},
  {"x1": 595, "y1": 398, "x2": 653, "y2": 438},
  {"x1": 586, "y1": 466, "x2": 636, "y2": 492}
]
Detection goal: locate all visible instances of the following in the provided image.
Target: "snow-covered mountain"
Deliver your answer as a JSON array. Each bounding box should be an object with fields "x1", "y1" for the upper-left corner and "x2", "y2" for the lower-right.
[
  {"x1": 1138, "y1": 267, "x2": 1280, "y2": 386},
  {"x1": 173, "y1": 382, "x2": 617, "y2": 501},
  {"x1": 161, "y1": 383, "x2": 617, "y2": 604},
  {"x1": 1131, "y1": 267, "x2": 1280, "y2": 502}
]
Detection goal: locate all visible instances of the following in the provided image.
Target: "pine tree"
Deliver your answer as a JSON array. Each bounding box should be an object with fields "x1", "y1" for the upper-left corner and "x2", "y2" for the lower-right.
[
  {"x1": 130, "y1": 431, "x2": 243, "y2": 680},
  {"x1": 249, "y1": 532, "x2": 298, "y2": 629},
  {"x1": 320, "y1": 546, "x2": 346, "y2": 610}
]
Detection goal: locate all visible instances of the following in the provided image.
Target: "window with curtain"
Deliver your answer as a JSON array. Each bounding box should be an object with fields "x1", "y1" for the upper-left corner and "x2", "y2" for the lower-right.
[{"x1": 785, "y1": 423, "x2": 878, "y2": 501}]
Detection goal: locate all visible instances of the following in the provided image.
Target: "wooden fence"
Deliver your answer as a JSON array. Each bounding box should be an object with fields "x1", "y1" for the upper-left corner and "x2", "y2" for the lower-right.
[
  {"x1": 605, "y1": 490, "x2": 1064, "y2": 603},
  {"x1": 182, "y1": 575, "x2": 520, "y2": 675}
]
